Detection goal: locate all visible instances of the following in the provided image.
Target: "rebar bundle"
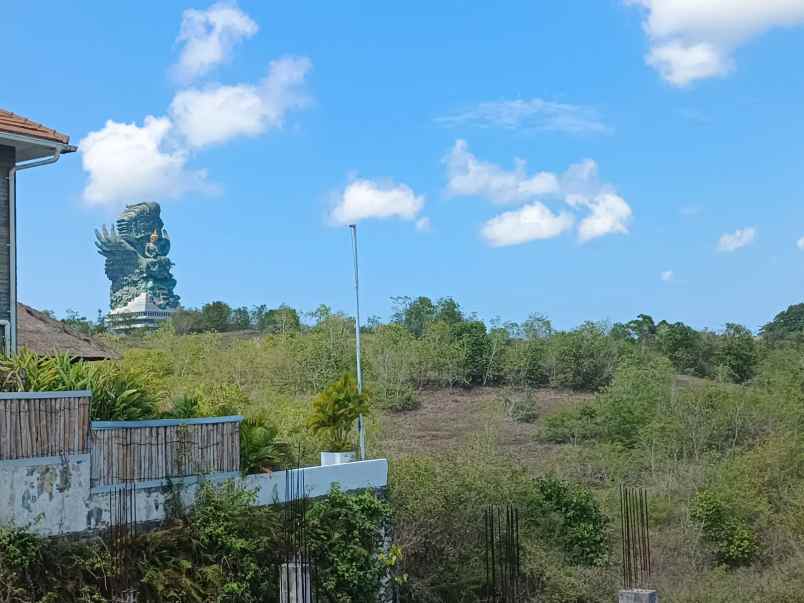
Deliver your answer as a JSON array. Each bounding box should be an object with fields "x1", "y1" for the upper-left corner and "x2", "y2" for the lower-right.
[
  {"x1": 280, "y1": 462, "x2": 318, "y2": 603},
  {"x1": 483, "y1": 505, "x2": 521, "y2": 602},
  {"x1": 107, "y1": 428, "x2": 138, "y2": 602},
  {"x1": 619, "y1": 485, "x2": 652, "y2": 590}
]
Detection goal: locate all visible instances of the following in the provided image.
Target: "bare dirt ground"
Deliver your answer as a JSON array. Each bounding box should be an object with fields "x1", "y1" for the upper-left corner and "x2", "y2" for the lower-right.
[{"x1": 377, "y1": 387, "x2": 594, "y2": 465}]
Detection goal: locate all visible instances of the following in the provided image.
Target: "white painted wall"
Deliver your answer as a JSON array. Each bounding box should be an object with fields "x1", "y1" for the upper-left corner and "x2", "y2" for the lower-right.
[{"x1": 0, "y1": 456, "x2": 389, "y2": 537}]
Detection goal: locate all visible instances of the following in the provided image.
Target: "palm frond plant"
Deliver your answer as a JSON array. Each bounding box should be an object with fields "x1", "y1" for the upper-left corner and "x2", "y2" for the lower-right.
[
  {"x1": 240, "y1": 412, "x2": 287, "y2": 475},
  {"x1": 307, "y1": 373, "x2": 370, "y2": 453}
]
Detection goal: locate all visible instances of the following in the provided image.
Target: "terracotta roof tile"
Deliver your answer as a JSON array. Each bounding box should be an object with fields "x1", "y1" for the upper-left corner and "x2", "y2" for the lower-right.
[{"x1": 0, "y1": 109, "x2": 71, "y2": 145}]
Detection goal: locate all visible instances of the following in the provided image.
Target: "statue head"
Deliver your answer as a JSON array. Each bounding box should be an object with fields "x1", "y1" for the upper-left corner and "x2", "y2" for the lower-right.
[{"x1": 116, "y1": 202, "x2": 169, "y2": 256}]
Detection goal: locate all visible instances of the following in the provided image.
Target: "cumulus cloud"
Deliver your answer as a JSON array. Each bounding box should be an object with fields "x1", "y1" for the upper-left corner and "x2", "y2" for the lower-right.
[
  {"x1": 481, "y1": 203, "x2": 575, "y2": 247},
  {"x1": 444, "y1": 140, "x2": 559, "y2": 204},
  {"x1": 436, "y1": 99, "x2": 610, "y2": 135},
  {"x1": 627, "y1": 0, "x2": 804, "y2": 86},
  {"x1": 576, "y1": 193, "x2": 633, "y2": 242},
  {"x1": 796, "y1": 237, "x2": 804, "y2": 250},
  {"x1": 80, "y1": 116, "x2": 215, "y2": 206},
  {"x1": 445, "y1": 140, "x2": 632, "y2": 246},
  {"x1": 646, "y1": 41, "x2": 732, "y2": 86},
  {"x1": 330, "y1": 179, "x2": 425, "y2": 225},
  {"x1": 661, "y1": 270, "x2": 673, "y2": 282},
  {"x1": 80, "y1": 6, "x2": 313, "y2": 206},
  {"x1": 170, "y1": 56, "x2": 312, "y2": 148},
  {"x1": 172, "y1": 1, "x2": 258, "y2": 82},
  {"x1": 717, "y1": 227, "x2": 756, "y2": 252},
  {"x1": 415, "y1": 217, "x2": 432, "y2": 232}
]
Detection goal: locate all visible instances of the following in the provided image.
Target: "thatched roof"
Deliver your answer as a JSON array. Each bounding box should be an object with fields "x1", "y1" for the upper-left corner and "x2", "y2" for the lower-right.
[{"x1": 17, "y1": 303, "x2": 119, "y2": 361}]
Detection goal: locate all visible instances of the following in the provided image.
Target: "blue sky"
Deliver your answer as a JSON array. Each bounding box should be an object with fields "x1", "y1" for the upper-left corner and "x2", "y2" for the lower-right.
[{"x1": 4, "y1": 1, "x2": 804, "y2": 331}]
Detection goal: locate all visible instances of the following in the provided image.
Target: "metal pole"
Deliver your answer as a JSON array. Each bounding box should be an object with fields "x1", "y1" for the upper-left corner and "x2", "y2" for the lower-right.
[{"x1": 349, "y1": 224, "x2": 366, "y2": 460}]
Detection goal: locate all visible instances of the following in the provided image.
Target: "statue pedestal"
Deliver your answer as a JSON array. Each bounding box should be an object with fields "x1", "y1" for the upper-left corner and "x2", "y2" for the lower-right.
[{"x1": 107, "y1": 293, "x2": 176, "y2": 333}]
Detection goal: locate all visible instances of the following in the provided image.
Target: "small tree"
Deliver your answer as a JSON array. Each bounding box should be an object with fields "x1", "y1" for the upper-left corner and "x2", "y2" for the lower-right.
[{"x1": 307, "y1": 374, "x2": 370, "y2": 452}]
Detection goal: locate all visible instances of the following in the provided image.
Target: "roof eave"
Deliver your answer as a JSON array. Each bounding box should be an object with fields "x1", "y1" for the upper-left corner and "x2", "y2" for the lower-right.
[{"x1": 0, "y1": 131, "x2": 76, "y2": 162}]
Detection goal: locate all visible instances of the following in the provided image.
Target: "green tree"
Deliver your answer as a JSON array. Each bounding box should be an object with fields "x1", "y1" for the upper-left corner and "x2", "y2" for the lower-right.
[
  {"x1": 230, "y1": 306, "x2": 252, "y2": 330},
  {"x1": 451, "y1": 320, "x2": 489, "y2": 385},
  {"x1": 201, "y1": 301, "x2": 232, "y2": 332},
  {"x1": 434, "y1": 297, "x2": 464, "y2": 326},
  {"x1": 760, "y1": 303, "x2": 804, "y2": 343},
  {"x1": 716, "y1": 323, "x2": 757, "y2": 384},
  {"x1": 392, "y1": 296, "x2": 436, "y2": 337},
  {"x1": 655, "y1": 320, "x2": 704, "y2": 375},
  {"x1": 549, "y1": 322, "x2": 618, "y2": 391},
  {"x1": 259, "y1": 304, "x2": 301, "y2": 334}
]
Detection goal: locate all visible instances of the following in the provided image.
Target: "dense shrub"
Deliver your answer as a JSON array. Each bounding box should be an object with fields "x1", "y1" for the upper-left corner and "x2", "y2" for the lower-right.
[
  {"x1": 548, "y1": 323, "x2": 619, "y2": 391},
  {"x1": 690, "y1": 490, "x2": 759, "y2": 567},
  {"x1": 0, "y1": 351, "x2": 157, "y2": 420},
  {"x1": 307, "y1": 486, "x2": 395, "y2": 602},
  {"x1": 389, "y1": 441, "x2": 612, "y2": 602}
]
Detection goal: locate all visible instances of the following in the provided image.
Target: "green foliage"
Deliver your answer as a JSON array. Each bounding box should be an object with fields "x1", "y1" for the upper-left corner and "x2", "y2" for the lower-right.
[
  {"x1": 258, "y1": 304, "x2": 301, "y2": 334},
  {"x1": 0, "y1": 527, "x2": 42, "y2": 572},
  {"x1": 307, "y1": 485, "x2": 394, "y2": 602},
  {"x1": 0, "y1": 351, "x2": 157, "y2": 420},
  {"x1": 549, "y1": 322, "x2": 619, "y2": 391},
  {"x1": 389, "y1": 440, "x2": 611, "y2": 602},
  {"x1": 715, "y1": 323, "x2": 758, "y2": 384},
  {"x1": 655, "y1": 320, "x2": 707, "y2": 375},
  {"x1": 200, "y1": 301, "x2": 233, "y2": 333},
  {"x1": 532, "y1": 477, "x2": 609, "y2": 566},
  {"x1": 451, "y1": 320, "x2": 489, "y2": 385},
  {"x1": 761, "y1": 303, "x2": 804, "y2": 343},
  {"x1": 307, "y1": 373, "x2": 371, "y2": 451},
  {"x1": 239, "y1": 413, "x2": 286, "y2": 474},
  {"x1": 542, "y1": 353, "x2": 673, "y2": 447},
  {"x1": 690, "y1": 490, "x2": 759, "y2": 567}
]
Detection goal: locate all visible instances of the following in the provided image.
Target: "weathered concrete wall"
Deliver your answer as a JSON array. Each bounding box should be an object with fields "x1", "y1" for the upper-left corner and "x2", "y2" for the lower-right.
[
  {"x1": 0, "y1": 457, "x2": 389, "y2": 537},
  {"x1": 0, "y1": 454, "x2": 92, "y2": 535}
]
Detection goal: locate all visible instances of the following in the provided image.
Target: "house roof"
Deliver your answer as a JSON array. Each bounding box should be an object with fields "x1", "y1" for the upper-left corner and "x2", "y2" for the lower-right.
[
  {"x1": 0, "y1": 109, "x2": 77, "y2": 161},
  {"x1": 17, "y1": 303, "x2": 120, "y2": 361},
  {"x1": 0, "y1": 109, "x2": 71, "y2": 145}
]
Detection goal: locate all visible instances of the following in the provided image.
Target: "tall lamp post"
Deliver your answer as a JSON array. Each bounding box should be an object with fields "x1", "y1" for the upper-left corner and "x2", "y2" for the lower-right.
[{"x1": 349, "y1": 224, "x2": 366, "y2": 460}]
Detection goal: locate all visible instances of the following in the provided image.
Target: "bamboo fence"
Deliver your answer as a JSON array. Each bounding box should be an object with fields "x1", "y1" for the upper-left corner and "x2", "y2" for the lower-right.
[
  {"x1": 90, "y1": 417, "x2": 242, "y2": 488},
  {"x1": 0, "y1": 391, "x2": 91, "y2": 460}
]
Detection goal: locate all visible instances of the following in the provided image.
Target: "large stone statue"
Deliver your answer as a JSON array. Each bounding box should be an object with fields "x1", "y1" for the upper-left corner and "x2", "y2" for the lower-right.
[{"x1": 95, "y1": 202, "x2": 180, "y2": 312}]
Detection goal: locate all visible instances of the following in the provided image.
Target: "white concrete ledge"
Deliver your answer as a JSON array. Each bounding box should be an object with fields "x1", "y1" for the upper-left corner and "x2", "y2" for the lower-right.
[
  {"x1": 90, "y1": 470, "x2": 241, "y2": 494},
  {"x1": 247, "y1": 459, "x2": 389, "y2": 505}
]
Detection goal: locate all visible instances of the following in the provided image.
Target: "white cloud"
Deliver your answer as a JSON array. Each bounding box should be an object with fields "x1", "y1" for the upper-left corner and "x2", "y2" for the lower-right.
[
  {"x1": 627, "y1": 0, "x2": 804, "y2": 86},
  {"x1": 445, "y1": 140, "x2": 633, "y2": 246},
  {"x1": 81, "y1": 5, "x2": 313, "y2": 205},
  {"x1": 415, "y1": 217, "x2": 432, "y2": 232},
  {"x1": 170, "y1": 56, "x2": 312, "y2": 148},
  {"x1": 444, "y1": 139, "x2": 559, "y2": 204},
  {"x1": 481, "y1": 203, "x2": 574, "y2": 247},
  {"x1": 80, "y1": 116, "x2": 214, "y2": 206},
  {"x1": 172, "y1": 1, "x2": 258, "y2": 82},
  {"x1": 717, "y1": 227, "x2": 756, "y2": 252},
  {"x1": 331, "y1": 179, "x2": 425, "y2": 225},
  {"x1": 661, "y1": 270, "x2": 673, "y2": 282},
  {"x1": 796, "y1": 237, "x2": 804, "y2": 250},
  {"x1": 576, "y1": 193, "x2": 633, "y2": 242},
  {"x1": 436, "y1": 99, "x2": 610, "y2": 135},
  {"x1": 646, "y1": 41, "x2": 732, "y2": 86}
]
